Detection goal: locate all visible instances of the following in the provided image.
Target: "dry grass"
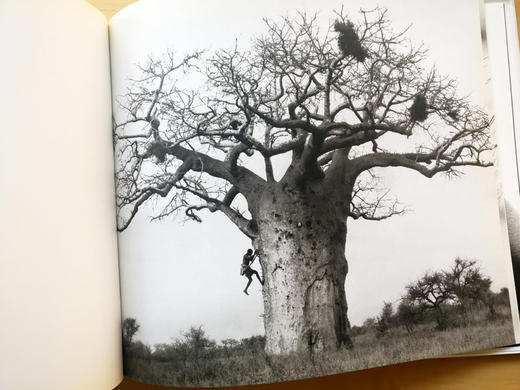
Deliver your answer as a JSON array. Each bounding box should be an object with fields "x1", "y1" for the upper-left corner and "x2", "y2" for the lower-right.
[{"x1": 124, "y1": 314, "x2": 515, "y2": 387}]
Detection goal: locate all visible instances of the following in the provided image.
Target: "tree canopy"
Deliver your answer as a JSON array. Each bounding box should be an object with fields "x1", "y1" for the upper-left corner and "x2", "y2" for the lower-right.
[{"x1": 114, "y1": 8, "x2": 493, "y2": 233}]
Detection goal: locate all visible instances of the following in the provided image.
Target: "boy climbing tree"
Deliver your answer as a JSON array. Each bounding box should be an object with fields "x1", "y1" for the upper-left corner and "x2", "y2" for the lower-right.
[{"x1": 241, "y1": 249, "x2": 264, "y2": 295}]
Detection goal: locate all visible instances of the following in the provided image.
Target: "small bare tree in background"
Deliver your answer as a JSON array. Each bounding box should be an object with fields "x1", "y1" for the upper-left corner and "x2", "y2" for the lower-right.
[
  {"x1": 114, "y1": 8, "x2": 494, "y2": 354},
  {"x1": 405, "y1": 259, "x2": 497, "y2": 329},
  {"x1": 375, "y1": 302, "x2": 394, "y2": 337},
  {"x1": 122, "y1": 318, "x2": 140, "y2": 347},
  {"x1": 405, "y1": 272, "x2": 455, "y2": 330},
  {"x1": 446, "y1": 259, "x2": 492, "y2": 309}
]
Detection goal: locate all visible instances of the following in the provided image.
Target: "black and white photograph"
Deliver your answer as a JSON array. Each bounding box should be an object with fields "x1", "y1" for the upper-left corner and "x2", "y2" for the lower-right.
[{"x1": 110, "y1": 0, "x2": 519, "y2": 386}]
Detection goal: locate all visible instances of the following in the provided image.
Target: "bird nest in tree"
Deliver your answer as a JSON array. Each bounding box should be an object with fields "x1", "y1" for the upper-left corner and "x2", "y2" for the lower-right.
[
  {"x1": 334, "y1": 20, "x2": 368, "y2": 62},
  {"x1": 410, "y1": 94, "x2": 428, "y2": 122}
]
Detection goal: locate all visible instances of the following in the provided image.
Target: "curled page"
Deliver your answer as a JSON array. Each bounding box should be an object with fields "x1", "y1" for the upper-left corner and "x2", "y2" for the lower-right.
[
  {"x1": 487, "y1": 0, "x2": 520, "y2": 318},
  {"x1": 110, "y1": 0, "x2": 520, "y2": 386}
]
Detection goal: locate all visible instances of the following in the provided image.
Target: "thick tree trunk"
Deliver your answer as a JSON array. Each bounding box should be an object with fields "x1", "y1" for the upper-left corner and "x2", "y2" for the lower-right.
[{"x1": 254, "y1": 181, "x2": 353, "y2": 355}]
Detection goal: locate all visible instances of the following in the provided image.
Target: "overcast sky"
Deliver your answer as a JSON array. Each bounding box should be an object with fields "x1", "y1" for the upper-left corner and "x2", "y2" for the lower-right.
[{"x1": 110, "y1": 0, "x2": 516, "y2": 347}]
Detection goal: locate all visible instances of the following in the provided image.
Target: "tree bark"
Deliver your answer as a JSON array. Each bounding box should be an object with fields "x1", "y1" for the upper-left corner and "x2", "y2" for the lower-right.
[
  {"x1": 254, "y1": 180, "x2": 353, "y2": 355},
  {"x1": 434, "y1": 305, "x2": 447, "y2": 330}
]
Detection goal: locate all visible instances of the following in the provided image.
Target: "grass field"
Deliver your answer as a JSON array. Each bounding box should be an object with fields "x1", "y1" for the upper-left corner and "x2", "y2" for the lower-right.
[{"x1": 124, "y1": 313, "x2": 515, "y2": 387}]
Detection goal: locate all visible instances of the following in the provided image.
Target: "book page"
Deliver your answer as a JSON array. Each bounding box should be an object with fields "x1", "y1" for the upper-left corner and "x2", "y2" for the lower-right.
[
  {"x1": 110, "y1": 0, "x2": 520, "y2": 386},
  {"x1": 483, "y1": 0, "x2": 520, "y2": 355},
  {"x1": 457, "y1": 0, "x2": 520, "y2": 357},
  {"x1": 0, "y1": 1, "x2": 122, "y2": 389}
]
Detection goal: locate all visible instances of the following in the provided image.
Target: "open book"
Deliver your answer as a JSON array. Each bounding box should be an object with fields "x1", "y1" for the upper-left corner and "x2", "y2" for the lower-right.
[{"x1": 2, "y1": 0, "x2": 520, "y2": 389}]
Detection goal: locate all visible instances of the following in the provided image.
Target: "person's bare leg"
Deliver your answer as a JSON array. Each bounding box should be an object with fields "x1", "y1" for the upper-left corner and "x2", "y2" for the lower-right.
[{"x1": 243, "y1": 277, "x2": 252, "y2": 295}]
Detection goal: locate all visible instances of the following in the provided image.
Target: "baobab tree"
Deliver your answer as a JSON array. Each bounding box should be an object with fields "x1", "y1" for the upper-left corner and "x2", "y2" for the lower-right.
[{"x1": 114, "y1": 9, "x2": 494, "y2": 355}]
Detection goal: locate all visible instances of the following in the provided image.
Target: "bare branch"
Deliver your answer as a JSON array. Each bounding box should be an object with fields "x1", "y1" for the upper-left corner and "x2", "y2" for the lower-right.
[{"x1": 114, "y1": 8, "x2": 494, "y2": 233}]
